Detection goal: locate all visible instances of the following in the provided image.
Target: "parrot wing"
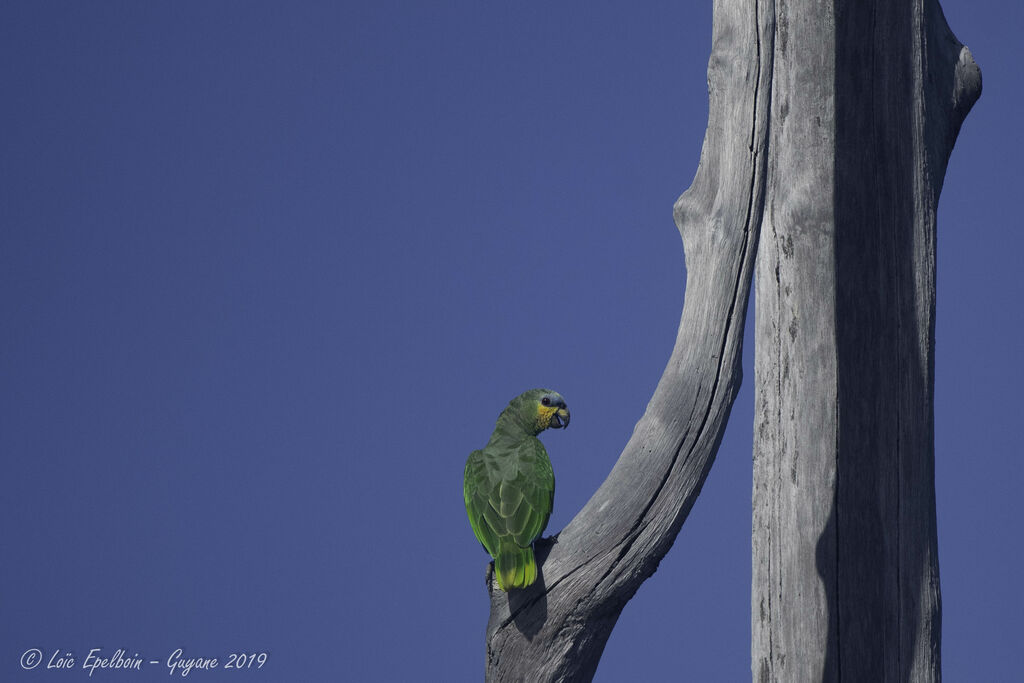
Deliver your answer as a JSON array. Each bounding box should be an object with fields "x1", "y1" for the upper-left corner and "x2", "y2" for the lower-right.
[
  {"x1": 464, "y1": 439, "x2": 554, "y2": 557},
  {"x1": 505, "y1": 438, "x2": 554, "y2": 547},
  {"x1": 464, "y1": 449, "x2": 501, "y2": 557}
]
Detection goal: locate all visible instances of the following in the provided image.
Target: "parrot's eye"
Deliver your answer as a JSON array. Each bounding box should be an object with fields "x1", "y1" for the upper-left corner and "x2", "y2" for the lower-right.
[{"x1": 541, "y1": 397, "x2": 551, "y2": 406}]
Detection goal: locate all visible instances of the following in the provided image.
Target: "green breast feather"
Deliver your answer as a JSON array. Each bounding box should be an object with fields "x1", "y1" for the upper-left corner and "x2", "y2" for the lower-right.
[{"x1": 464, "y1": 389, "x2": 569, "y2": 591}]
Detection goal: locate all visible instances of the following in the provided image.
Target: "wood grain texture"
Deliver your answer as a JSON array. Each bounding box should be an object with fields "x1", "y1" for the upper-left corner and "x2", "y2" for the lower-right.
[
  {"x1": 480, "y1": 0, "x2": 979, "y2": 679},
  {"x1": 752, "y1": 0, "x2": 980, "y2": 681},
  {"x1": 482, "y1": 1, "x2": 775, "y2": 680}
]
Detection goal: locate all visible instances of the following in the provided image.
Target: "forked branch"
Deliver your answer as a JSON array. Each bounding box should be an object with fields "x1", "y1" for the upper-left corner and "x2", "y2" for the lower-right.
[{"x1": 483, "y1": 2, "x2": 775, "y2": 680}]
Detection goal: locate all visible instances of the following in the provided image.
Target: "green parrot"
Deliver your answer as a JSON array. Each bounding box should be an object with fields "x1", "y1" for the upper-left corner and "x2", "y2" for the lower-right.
[{"x1": 464, "y1": 388, "x2": 570, "y2": 591}]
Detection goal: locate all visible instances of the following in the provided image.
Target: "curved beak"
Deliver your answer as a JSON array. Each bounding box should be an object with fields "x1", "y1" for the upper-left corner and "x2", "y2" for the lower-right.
[{"x1": 550, "y1": 406, "x2": 571, "y2": 429}]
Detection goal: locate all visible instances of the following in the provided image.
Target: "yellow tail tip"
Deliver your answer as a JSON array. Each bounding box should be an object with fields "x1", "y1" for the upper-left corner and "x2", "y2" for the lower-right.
[{"x1": 494, "y1": 547, "x2": 537, "y2": 591}]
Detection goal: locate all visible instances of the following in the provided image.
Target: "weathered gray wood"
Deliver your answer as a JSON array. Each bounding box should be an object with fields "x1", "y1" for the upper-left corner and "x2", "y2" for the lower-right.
[
  {"x1": 752, "y1": 0, "x2": 980, "y2": 681},
  {"x1": 481, "y1": 0, "x2": 979, "y2": 679},
  {"x1": 482, "y1": 2, "x2": 774, "y2": 680}
]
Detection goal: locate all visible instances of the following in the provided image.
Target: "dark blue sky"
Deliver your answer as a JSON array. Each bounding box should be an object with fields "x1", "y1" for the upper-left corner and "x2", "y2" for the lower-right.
[{"x1": 2, "y1": 2, "x2": 1020, "y2": 681}]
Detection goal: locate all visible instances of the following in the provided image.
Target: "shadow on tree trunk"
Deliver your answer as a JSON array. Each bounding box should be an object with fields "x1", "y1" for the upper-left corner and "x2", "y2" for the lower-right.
[
  {"x1": 809, "y1": 1, "x2": 952, "y2": 678},
  {"x1": 503, "y1": 538, "x2": 554, "y2": 640}
]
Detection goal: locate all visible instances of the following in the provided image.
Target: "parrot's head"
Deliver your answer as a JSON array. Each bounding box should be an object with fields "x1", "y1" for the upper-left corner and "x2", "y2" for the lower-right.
[{"x1": 511, "y1": 388, "x2": 570, "y2": 434}]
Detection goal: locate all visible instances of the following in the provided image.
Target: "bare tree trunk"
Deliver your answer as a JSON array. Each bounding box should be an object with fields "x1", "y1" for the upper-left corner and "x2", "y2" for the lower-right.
[
  {"x1": 752, "y1": 0, "x2": 980, "y2": 681},
  {"x1": 483, "y1": 2, "x2": 773, "y2": 680},
  {"x1": 481, "y1": 0, "x2": 979, "y2": 680}
]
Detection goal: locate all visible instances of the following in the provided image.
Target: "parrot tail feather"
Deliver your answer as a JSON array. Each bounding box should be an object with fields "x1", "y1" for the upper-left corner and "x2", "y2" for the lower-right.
[{"x1": 495, "y1": 544, "x2": 537, "y2": 591}]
